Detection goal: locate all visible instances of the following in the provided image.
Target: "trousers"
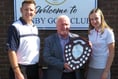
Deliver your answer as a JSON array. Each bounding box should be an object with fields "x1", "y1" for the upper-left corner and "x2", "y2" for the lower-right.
[{"x1": 9, "y1": 63, "x2": 39, "y2": 79}]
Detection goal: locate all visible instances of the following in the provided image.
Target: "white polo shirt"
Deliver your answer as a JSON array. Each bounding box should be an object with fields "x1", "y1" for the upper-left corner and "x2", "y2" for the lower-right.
[
  {"x1": 7, "y1": 18, "x2": 40, "y2": 65},
  {"x1": 88, "y1": 28, "x2": 115, "y2": 69}
]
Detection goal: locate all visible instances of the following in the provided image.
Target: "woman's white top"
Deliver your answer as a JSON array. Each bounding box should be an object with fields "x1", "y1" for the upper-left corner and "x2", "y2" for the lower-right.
[{"x1": 88, "y1": 28, "x2": 115, "y2": 69}]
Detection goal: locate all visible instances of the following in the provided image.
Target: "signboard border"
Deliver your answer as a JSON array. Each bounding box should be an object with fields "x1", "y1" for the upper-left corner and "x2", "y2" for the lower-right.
[{"x1": 14, "y1": 0, "x2": 98, "y2": 30}]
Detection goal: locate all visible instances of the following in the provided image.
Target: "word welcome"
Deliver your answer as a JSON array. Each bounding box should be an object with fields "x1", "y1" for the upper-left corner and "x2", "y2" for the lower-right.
[{"x1": 36, "y1": 5, "x2": 78, "y2": 14}]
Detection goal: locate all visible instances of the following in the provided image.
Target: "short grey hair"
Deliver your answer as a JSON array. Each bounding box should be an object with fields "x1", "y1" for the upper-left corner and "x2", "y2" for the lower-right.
[{"x1": 56, "y1": 15, "x2": 70, "y2": 25}]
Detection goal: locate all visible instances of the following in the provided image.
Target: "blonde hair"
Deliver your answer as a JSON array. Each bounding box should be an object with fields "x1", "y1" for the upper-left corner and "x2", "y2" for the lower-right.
[{"x1": 88, "y1": 8, "x2": 112, "y2": 34}]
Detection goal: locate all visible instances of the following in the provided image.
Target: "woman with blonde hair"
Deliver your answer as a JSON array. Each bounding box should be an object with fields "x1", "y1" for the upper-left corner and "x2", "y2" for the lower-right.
[{"x1": 87, "y1": 8, "x2": 115, "y2": 79}]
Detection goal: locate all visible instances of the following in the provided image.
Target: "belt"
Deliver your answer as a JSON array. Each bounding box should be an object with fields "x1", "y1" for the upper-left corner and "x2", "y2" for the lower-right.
[
  {"x1": 18, "y1": 63, "x2": 39, "y2": 67},
  {"x1": 63, "y1": 71, "x2": 75, "y2": 74}
]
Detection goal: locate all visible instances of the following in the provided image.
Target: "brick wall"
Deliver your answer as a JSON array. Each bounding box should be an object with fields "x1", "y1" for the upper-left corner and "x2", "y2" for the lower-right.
[
  {"x1": 0, "y1": 0, "x2": 118, "y2": 79},
  {"x1": 98, "y1": 0, "x2": 118, "y2": 79},
  {"x1": 0, "y1": 0, "x2": 14, "y2": 79}
]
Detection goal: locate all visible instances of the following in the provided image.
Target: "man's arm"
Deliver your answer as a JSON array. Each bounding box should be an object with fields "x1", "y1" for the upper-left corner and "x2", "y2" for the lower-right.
[
  {"x1": 7, "y1": 26, "x2": 24, "y2": 79},
  {"x1": 8, "y1": 50, "x2": 24, "y2": 79}
]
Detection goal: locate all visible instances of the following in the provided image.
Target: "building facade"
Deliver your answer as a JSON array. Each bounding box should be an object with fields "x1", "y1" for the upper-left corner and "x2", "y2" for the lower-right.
[{"x1": 0, "y1": 0, "x2": 118, "y2": 79}]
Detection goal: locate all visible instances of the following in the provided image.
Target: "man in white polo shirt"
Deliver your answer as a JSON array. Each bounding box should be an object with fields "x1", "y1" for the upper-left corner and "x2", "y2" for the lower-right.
[{"x1": 6, "y1": 0, "x2": 40, "y2": 79}]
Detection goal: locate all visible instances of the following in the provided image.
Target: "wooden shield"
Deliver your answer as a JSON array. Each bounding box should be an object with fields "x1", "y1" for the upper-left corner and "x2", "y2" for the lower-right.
[{"x1": 64, "y1": 37, "x2": 92, "y2": 70}]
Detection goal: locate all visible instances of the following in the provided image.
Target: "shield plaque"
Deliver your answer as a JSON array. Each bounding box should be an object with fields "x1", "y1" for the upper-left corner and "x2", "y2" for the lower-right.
[{"x1": 64, "y1": 37, "x2": 92, "y2": 70}]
